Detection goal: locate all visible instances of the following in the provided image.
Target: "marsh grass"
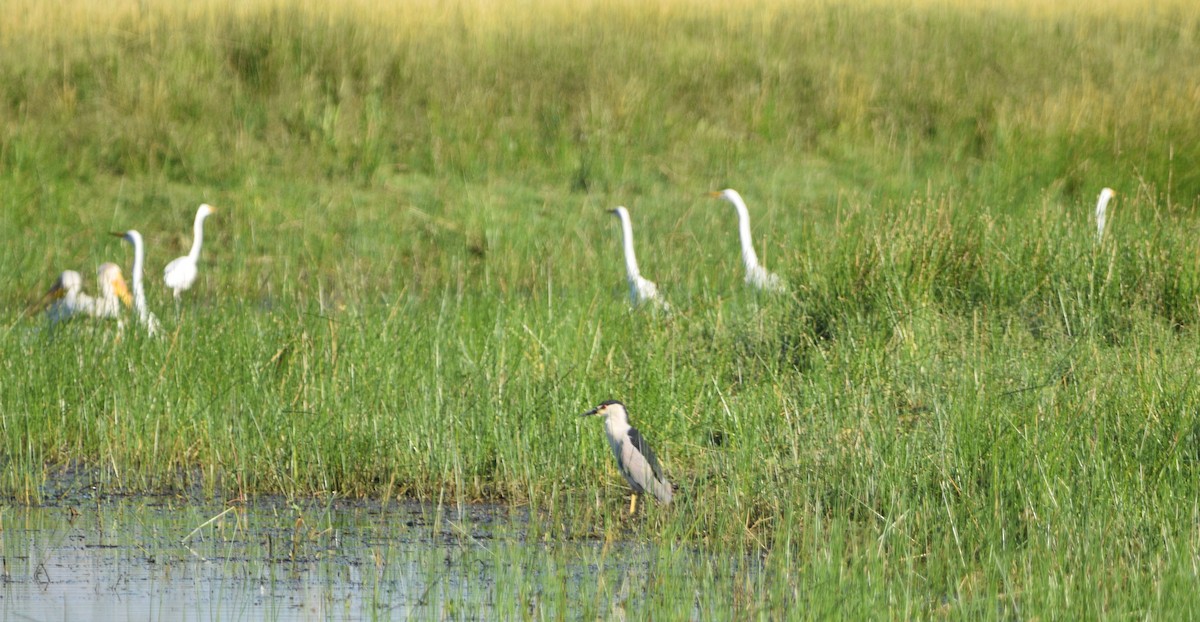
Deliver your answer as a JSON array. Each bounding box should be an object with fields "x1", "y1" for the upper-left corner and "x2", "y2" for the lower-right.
[{"x1": 3, "y1": 0, "x2": 1200, "y2": 615}]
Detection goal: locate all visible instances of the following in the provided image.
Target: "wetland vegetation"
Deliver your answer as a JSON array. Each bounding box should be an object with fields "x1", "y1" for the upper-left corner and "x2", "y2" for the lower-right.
[{"x1": 3, "y1": 0, "x2": 1200, "y2": 616}]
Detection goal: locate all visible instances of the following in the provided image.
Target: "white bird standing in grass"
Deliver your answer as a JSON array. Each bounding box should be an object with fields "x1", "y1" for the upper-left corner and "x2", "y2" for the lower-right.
[
  {"x1": 163, "y1": 203, "x2": 216, "y2": 300},
  {"x1": 609, "y1": 206, "x2": 669, "y2": 311},
  {"x1": 709, "y1": 189, "x2": 786, "y2": 293},
  {"x1": 1095, "y1": 188, "x2": 1115, "y2": 244},
  {"x1": 113, "y1": 230, "x2": 162, "y2": 336}
]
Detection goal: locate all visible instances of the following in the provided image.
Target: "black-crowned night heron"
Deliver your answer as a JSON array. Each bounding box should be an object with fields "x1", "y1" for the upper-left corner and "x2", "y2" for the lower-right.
[{"x1": 581, "y1": 399, "x2": 673, "y2": 514}]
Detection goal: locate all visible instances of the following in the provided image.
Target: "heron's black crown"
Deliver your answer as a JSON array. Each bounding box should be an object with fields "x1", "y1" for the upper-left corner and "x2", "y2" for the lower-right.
[{"x1": 598, "y1": 399, "x2": 624, "y2": 408}]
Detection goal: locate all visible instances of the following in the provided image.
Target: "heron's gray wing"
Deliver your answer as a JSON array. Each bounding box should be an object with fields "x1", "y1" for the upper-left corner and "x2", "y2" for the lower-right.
[{"x1": 627, "y1": 426, "x2": 664, "y2": 483}]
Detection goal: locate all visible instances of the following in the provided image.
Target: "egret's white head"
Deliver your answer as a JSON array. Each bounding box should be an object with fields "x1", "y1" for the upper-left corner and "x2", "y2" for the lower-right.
[
  {"x1": 1098, "y1": 188, "x2": 1115, "y2": 205},
  {"x1": 97, "y1": 262, "x2": 132, "y2": 307},
  {"x1": 197, "y1": 203, "x2": 216, "y2": 219},
  {"x1": 111, "y1": 229, "x2": 142, "y2": 247},
  {"x1": 609, "y1": 206, "x2": 631, "y2": 220},
  {"x1": 710, "y1": 187, "x2": 748, "y2": 203}
]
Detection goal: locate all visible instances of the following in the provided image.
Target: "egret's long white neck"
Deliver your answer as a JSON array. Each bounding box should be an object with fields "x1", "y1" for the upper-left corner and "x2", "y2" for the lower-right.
[
  {"x1": 131, "y1": 236, "x2": 148, "y2": 322},
  {"x1": 1095, "y1": 188, "x2": 1114, "y2": 243},
  {"x1": 615, "y1": 210, "x2": 641, "y2": 279},
  {"x1": 188, "y1": 211, "x2": 208, "y2": 262},
  {"x1": 728, "y1": 194, "x2": 761, "y2": 271}
]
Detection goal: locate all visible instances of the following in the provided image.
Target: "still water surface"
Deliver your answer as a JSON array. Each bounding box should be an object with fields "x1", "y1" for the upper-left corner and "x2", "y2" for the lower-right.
[{"x1": 1, "y1": 496, "x2": 730, "y2": 620}]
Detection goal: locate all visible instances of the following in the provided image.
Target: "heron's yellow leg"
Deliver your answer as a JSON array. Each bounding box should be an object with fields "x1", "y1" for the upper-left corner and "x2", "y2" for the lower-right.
[{"x1": 628, "y1": 493, "x2": 638, "y2": 515}]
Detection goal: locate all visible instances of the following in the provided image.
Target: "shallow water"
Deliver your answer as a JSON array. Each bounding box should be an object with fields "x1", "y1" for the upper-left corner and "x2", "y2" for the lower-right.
[{"x1": 0, "y1": 496, "x2": 723, "y2": 620}]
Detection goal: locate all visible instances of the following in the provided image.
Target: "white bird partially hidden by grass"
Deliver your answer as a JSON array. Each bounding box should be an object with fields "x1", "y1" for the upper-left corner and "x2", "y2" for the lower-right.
[
  {"x1": 163, "y1": 203, "x2": 216, "y2": 300},
  {"x1": 709, "y1": 189, "x2": 786, "y2": 293},
  {"x1": 1095, "y1": 188, "x2": 1115, "y2": 244},
  {"x1": 113, "y1": 230, "x2": 162, "y2": 336},
  {"x1": 93, "y1": 262, "x2": 133, "y2": 324},
  {"x1": 609, "y1": 206, "x2": 669, "y2": 311},
  {"x1": 39, "y1": 270, "x2": 94, "y2": 326},
  {"x1": 36, "y1": 264, "x2": 133, "y2": 328}
]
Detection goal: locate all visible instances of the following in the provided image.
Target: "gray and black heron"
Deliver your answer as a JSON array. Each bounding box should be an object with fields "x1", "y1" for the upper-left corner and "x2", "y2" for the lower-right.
[{"x1": 581, "y1": 400, "x2": 673, "y2": 514}]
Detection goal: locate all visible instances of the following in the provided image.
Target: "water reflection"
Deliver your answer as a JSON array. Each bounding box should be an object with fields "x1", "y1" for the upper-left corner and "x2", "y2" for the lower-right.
[{"x1": 0, "y1": 498, "x2": 733, "y2": 620}]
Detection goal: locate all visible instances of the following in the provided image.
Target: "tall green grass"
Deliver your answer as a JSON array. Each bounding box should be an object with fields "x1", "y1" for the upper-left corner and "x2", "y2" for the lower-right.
[{"x1": 3, "y1": 0, "x2": 1200, "y2": 615}]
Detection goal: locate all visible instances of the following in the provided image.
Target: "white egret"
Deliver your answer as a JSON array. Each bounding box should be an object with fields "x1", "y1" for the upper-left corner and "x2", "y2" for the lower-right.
[
  {"x1": 163, "y1": 203, "x2": 216, "y2": 300},
  {"x1": 39, "y1": 270, "x2": 95, "y2": 325},
  {"x1": 112, "y1": 230, "x2": 162, "y2": 336},
  {"x1": 37, "y1": 263, "x2": 131, "y2": 329},
  {"x1": 709, "y1": 189, "x2": 786, "y2": 293},
  {"x1": 609, "y1": 206, "x2": 669, "y2": 311},
  {"x1": 1095, "y1": 188, "x2": 1115, "y2": 244},
  {"x1": 93, "y1": 262, "x2": 133, "y2": 322}
]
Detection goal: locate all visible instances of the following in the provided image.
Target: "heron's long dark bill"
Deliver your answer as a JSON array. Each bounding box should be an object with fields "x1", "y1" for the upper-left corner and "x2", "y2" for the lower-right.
[
  {"x1": 109, "y1": 231, "x2": 126, "y2": 239},
  {"x1": 580, "y1": 407, "x2": 600, "y2": 417}
]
